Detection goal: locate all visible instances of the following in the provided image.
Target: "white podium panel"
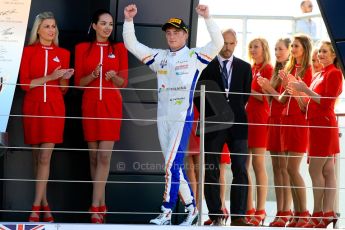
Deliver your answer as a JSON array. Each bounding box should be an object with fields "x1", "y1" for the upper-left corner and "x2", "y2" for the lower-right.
[{"x1": 0, "y1": 0, "x2": 32, "y2": 132}]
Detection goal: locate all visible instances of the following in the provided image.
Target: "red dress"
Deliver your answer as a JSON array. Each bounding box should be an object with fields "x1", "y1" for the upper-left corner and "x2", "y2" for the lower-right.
[
  {"x1": 246, "y1": 63, "x2": 273, "y2": 148},
  {"x1": 281, "y1": 65, "x2": 312, "y2": 153},
  {"x1": 306, "y1": 64, "x2": 342, "y2": 157},
  {"x1": 188, "y1": 106, "x2": 231, "y2": 164},
  {"x1": 267, "y1": 84, "x2": 285, "y2": 152},
  {"x1": 19, "y1": 43, "x2": 70, "y2": 145},
  {"x1": 74, "y1": 42, "x2": 128, "y2": 141}
]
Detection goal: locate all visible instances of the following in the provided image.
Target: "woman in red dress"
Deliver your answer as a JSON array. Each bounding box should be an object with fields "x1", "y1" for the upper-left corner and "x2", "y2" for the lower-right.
[
  {"x1": 257, "y1": 37, "x2": 292, "y2": 227},
  {"x1": 19, "y1": 12, "x2": 73, "y2": 222},
  {"x1": 279, "y1": 34, "x2": 312, "y2": 227},
  {"x1": 245, "y1": 37, "x2": 273, "y2": 226},
  {"x1": 287, "y1": 41, "x2": 342, "y2": 228},
  {"x1": 74, "y1": 9, "x2": 128, "y2": 223}
]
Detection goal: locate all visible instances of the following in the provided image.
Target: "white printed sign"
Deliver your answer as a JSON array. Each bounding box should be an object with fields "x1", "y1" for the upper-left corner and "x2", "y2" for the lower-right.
[{"x1": 0, "y1": 0, "x2": 32, "y2": 132}]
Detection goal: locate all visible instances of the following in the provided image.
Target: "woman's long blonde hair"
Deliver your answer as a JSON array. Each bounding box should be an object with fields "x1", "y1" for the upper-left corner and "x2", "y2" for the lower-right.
[
  {"x1": 28, "y1": 11, "x2": 59, "y2": 46},
  {"x1": 248, "y1": 37, "x2": 271, "y2": 71},
  {"x1": 285, "y1": 34, "x2": 312, "y2": 79},
  {"x1": 319, "y1": 41, "x2": 339, "y2": 68}
]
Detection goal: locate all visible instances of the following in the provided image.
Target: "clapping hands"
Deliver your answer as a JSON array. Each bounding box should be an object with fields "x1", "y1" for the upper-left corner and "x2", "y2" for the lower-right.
[{"x1": 48, "y1": 66, "x2": 74, "y2": 81}]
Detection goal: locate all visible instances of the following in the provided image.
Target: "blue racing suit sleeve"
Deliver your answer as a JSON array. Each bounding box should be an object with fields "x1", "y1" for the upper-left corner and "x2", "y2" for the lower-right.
[{"x1": 193, "y1": 17, "x2": 223, "y2": 69}]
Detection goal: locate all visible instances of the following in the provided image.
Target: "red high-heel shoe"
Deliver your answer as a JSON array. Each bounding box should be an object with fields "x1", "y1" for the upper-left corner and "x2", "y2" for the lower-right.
[
  {"x1": 28, "y1": 205, "x2": 41, "y2": 222},
  {"x1": 203, "y1": 218, "x2": 213, "y2": 225},
  {"x1": 249, "y1": 210, "x2": 266, "y2": 226},
  {"x1": 302, "y1": 211, "x2": 323, "y2": 228},
  {"x1": 99, "y1": 205, "x2": 107, "y2": 223},
  {"x1": 270, "y1": 210, "x2": 292, "y2": 227},
  {"x1": 222, "y1": 208, "x2": 229, "y2": 224},
  {"x1": 245, "y1": 208, "x2": 256, "y2": 223},
  {"x1": 286, "y1": 211, "x2": 300, "y2": 227},
  {"x1": 89, "y1": 206, "x2": 102, "y2": 224},
  {"x1": 42, "y1": 205, "x2": 54, "y2": 222},
  {"x1": 314, "y1": 211, "x2": 338, "y2": 228},
  {"x1": 295, "y1": 210, "x2": 310, "y2": 227},
  {"x1": 269, "y1": 211, "x2": 282, "y2": 226}
]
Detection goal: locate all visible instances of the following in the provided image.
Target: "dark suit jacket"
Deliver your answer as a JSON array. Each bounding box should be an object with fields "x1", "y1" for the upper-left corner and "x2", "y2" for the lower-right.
[{"x1": 195, "y1": 56, "x2": 252, "y2": 140}]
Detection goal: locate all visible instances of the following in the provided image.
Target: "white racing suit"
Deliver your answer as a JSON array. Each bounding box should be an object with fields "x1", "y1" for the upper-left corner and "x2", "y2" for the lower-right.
[{"x1": 123, "y1": 18, "x2": 223, "y2": 209}]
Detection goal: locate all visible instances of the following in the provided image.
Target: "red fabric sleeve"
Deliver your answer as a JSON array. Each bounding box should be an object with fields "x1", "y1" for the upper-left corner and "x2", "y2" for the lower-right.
[
  {"x1": 262, "y1": 64, "x2": 273, "y2": 81},
  {"x1": 60, "y1": 48, "x2": 71, "y2": 94},
  {"x1": 115, "y1": 42, "x2": 128, "y2": 88},
  {"x1": 319, "y1": 69, "x2": 343, "y2": 110},
  {"x1": 254, "y1": 64, "x2": 273, "y2": 93},
  {"x1": 60, "y1": 48, "x2": 70, "y2": 69},
  {"x1": 74, "y1": 43, "x2": 86, "y2": 88},
  {"x1": 19, "y1": 47, "x2": 32, "y2": 92},
  {"x1": 303, "y1": 65, "x2": 312, "y2": 86}
]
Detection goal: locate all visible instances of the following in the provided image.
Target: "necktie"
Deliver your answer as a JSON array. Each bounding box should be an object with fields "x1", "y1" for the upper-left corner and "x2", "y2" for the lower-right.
[{"x1": 222, "y1": 60, "x2": 229, "y2": 88}]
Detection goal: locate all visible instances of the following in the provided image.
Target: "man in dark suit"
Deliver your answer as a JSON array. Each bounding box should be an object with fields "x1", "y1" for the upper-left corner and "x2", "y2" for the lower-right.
[{"x1": 195, "y1": 29, "x2": 252, "y2": 226}]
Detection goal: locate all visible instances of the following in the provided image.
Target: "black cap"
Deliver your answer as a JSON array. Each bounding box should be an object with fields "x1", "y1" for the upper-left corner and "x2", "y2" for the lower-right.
[{"x1": 162, "y1": 17, "x2": 188, "y2": 33}]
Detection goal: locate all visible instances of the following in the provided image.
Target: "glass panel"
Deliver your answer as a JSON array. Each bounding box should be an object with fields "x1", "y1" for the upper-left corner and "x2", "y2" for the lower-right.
[
  {"x1": 197, "y1": 18, "x2": 243, "y2": 57},
  {"x1": 246, "y1": 19, "x2": 293, "y2": 63}
]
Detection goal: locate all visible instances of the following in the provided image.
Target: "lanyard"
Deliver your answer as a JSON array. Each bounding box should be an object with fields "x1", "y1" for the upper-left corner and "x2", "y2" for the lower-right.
[
  {"x1": 41, "y1": 45, "x2": 53, "y2": 102},
  {"x1": 44, "y1": 49, "x2": 48, "y2": 103},
  {"x1": 96, "y1": 42, "x2": 109, "y2": 101},
  {"x1": 219, "y1": 62, "x2": 233, "y2": 97}
]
